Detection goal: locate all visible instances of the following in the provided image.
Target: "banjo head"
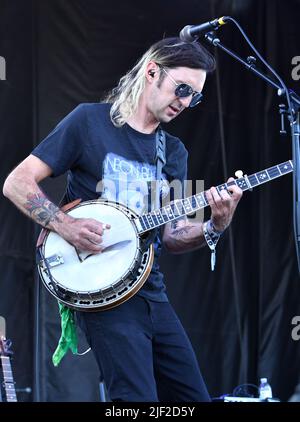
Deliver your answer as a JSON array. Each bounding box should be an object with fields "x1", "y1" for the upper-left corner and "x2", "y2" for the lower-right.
[{"x1": 37, "y1": 200, "x2": 153, "y2": 311}]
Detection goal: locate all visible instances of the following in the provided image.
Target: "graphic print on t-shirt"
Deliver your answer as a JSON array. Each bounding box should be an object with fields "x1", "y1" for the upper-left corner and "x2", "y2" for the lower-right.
[{"x1": 99, "y1": 153, "x2": 169, "y2": 215}]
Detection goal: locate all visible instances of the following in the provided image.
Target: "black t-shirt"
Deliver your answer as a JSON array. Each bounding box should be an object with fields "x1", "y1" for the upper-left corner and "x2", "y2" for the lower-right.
[{"x1": 32, "y1": 103, "x2": 188, "y2": 301}]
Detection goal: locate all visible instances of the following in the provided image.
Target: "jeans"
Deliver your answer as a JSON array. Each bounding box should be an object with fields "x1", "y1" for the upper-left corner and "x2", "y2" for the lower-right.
[{"x1": 76, "y1": 295, "x2": 210, "y2": 402}]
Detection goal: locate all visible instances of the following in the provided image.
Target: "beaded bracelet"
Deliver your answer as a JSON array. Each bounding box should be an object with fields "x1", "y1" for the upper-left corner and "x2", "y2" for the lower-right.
[{"x1": 207, "y1": 219, "x2": 224, "y2": 238}]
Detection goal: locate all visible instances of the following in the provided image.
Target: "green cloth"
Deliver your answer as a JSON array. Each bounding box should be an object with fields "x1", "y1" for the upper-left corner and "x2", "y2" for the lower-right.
[{"x1": 52, "y1": 303, "x2": 78, "y2": 366}]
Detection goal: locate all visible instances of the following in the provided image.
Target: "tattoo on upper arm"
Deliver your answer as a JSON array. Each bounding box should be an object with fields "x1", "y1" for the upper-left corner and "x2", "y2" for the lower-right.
[{"x1": 24, "y1": 193, "x2": 60, "y2": 226}]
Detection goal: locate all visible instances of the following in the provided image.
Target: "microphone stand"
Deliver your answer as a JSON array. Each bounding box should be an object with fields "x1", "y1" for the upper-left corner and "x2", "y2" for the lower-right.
[{"x1": 204, "y1": 32, "x2": 300, "y2": 273}]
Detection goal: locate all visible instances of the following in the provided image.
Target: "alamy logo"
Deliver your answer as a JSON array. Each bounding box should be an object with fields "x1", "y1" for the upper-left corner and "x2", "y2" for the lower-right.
[
  {"x1": 98, "y1": 153, "x2": 168, "y2": 215},
  {"x1": 0, "y1": 56, "x2": 6, "y2": 80},
  {"x1": 95, "y1": 152, "x2": 205, "y2": 222},
  {"x1": 291, "y1": 316, "x2": 300, "y2": 340}
]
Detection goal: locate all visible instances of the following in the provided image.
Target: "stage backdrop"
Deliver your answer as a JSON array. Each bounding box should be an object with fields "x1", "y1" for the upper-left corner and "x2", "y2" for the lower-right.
[{"x1": 1, "y1": 0, "x2": 300, "y2": 401}]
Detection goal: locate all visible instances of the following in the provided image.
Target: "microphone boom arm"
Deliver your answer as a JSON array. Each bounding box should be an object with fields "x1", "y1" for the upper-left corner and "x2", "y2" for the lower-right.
[
  {"x1": 205, "y1": 32, "x2": 300, "y2": 108},
  {"x1": 204, "y1": 30, "x2": 300, "y2": 273}
]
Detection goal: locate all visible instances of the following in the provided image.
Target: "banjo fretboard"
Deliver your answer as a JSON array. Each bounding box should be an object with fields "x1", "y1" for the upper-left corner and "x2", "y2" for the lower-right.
[{"x1": 137, "y1": 160, "x2": 293, "y2": 233}]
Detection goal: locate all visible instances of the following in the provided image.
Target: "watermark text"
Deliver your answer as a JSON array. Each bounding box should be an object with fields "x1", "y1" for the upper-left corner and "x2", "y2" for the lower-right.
[
  {"x1": 0, "y1": 56, "x2": 6, "y2": 80},
  {"x1": 291, "y1": 316, "x2": 300, "y2": 340},
  {"x1": 292, "y1": 56, "x2": 300, "y2": 81}
]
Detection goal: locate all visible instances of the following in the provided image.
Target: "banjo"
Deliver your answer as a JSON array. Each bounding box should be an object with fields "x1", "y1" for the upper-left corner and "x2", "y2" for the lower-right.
[{"x1": 37, "y1": 160, "x2": 293, "y2": 311}]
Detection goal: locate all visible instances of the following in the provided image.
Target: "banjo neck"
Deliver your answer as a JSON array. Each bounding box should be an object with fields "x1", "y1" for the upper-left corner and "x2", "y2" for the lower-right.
[{"x1": 135, "y1": 160, "x2": 293, "y2": 234}]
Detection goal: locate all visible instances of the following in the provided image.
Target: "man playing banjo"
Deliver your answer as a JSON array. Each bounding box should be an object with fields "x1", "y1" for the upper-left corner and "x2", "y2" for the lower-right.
[{"x1": 3, "y1": 37, "x2": 242, "y2": 401}]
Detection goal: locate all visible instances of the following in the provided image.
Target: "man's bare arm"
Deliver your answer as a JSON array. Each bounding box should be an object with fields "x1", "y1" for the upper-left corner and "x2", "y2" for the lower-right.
[
  {"x1": 162, "y1": 178, "x2": 243, "y2": 254},
  {"x1": 3, "y1": 155, "x2": 106, "y2": 252},
  {"x1": 163, "y1": 218, "x2": 206, "y2": 254},
  {"x1": 3, "y1": 155, "x2": 69, "y2": 229}
]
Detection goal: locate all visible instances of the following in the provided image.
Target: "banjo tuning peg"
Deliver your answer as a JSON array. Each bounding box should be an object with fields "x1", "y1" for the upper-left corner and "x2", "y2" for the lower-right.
[{"x1": 235, "y1": 170, "x2": 244, "y2": 179}]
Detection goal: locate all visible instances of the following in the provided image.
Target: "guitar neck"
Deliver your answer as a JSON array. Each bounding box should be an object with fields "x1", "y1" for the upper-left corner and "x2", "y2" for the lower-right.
[
  {"x1": 137, "y1": 160, "x2": 293, "y2": 233},
  {"x1": 0, "y1": 354, "x2": 17, "y2": 402}
]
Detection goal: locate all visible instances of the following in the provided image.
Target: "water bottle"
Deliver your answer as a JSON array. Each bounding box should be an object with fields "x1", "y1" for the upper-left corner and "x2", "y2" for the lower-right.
[{"x1": 259, "y1": 377, "x2": 273, "y2": 400}]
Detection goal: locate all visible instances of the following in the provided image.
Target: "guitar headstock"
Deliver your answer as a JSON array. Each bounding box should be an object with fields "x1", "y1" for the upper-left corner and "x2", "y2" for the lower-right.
[
  {"x1": 0, "y1": 316, "x2": 17, "y2": 402},
  {"x1": 0, "y1": 338, "x2": 13, "y2": 357},
  {"x1": 0, "y1": 316, "x2": 5, "y2": 338},
  {"x1": 0, "y1": 316, "x2": 13, "y2": 357}
]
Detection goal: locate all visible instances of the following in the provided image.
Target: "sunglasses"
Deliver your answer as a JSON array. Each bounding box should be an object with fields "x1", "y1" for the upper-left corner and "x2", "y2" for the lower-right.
[{"x1": 161, "y1": 67, "x2": 203, "y2": 108}]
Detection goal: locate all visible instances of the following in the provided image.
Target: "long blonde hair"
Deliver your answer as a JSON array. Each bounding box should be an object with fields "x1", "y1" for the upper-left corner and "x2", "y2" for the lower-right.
[{"x1": 103, "y1": 37, "x2": 216, "y2": 127}]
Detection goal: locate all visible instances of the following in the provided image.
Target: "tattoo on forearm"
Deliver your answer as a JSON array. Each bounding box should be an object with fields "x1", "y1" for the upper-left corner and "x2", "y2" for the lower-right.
[
  {"x1": 167, "y1": 221, "x2": 205, "y2": 252},
  {"x1": 171, "y1": 216, "x2": 187, "y2": 231},
  {"x1": 171, "y1": 225, "x2": 194, "y2": 237},
  {"x1": 171, "y1": 220, "x2": 179, "y2": 229},
  {"x1": 24, "y1": 193, "x2": 60, "y2": 226}
]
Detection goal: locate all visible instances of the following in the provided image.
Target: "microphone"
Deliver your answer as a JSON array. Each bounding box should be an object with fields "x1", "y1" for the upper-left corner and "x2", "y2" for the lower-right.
[{"x1": 180, "y1": 16, "x2": 229, "y2": 42}]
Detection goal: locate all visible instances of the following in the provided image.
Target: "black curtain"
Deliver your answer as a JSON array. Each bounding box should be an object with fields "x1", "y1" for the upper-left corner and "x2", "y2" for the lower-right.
[
  {"x1": 0, "y1": 0, "x2": 35, "y2": 402},
  {"x1": 1, "y1": 0, "x2": 300, "y2": 402}
]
